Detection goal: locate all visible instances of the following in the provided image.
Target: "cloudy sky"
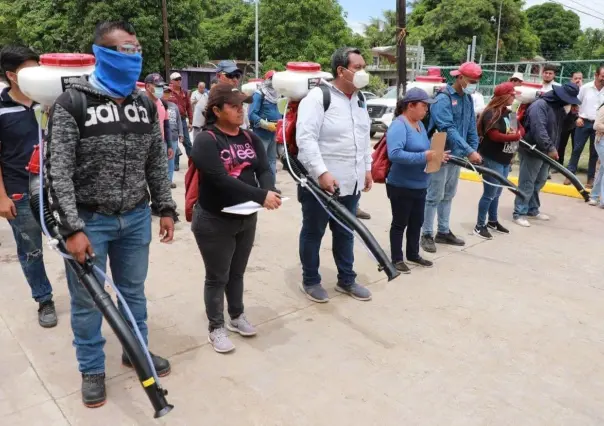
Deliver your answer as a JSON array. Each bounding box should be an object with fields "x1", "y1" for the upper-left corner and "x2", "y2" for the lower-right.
[{"x1": 341, "y1": 0, "x2": 604, "y2": 34}]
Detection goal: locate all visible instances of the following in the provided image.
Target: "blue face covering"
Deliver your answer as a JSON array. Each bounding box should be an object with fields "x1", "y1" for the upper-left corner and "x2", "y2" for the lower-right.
[{"x1": 92, "y1": 44, "x2": 142, "y2": 98}]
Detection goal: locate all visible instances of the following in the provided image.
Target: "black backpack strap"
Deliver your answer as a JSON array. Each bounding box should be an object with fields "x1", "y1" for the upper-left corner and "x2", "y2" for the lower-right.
[
  {"x1": 136, "y1": 94, "x2": 156, "y2": 122},
  {"x1": 66, "y1": 88, "x2": 87, "y2": 135},
  {"x1": 319, "y1": 84, "x2": 331, "y2": 112}
]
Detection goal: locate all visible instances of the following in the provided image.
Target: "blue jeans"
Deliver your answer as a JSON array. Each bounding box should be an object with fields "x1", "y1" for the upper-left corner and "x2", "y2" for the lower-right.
[
  {"x1": 181, "y1": 118, "x2": 192, "y2": 157},
  {"x1": 298, "y1": 186, "x2": 360, "y2": 287},
  {"x1": 167, "y1": 140, "x2": 176, "y2": 182},
  {"x1": 65, "y1": 203, "x2": 152, "y2": 374},
  {"x1": 590, "y1": 136, "x2": 604, "y2": 203},
  {"x1": 7, "y1": 193, "x2": 53, "y2": 303},
  {"x1": 513, "y1": 150, "x2": 549, "y2": 218},
  {"x1": 423, "y1": 163, "x2": 460, "y2": 236},
  {"x1": 259, "y1": 133, "x2": 277, "y2": 185},
  {"x1": 477, "y1": 157, "x2": 510, "y2": 226},
  {"x1": 568, "y1": 121, "x2": 597, "y2": 180}
]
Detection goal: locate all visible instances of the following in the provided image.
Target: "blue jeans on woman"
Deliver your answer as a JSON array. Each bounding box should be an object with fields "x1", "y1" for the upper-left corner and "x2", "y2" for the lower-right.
[
  {"x1": 65, "y1": 203, "x2": 152, "y2": 374},
  {"x1": 589, "y1": 136, "x2": 604, "y2": 204},
  {"x1": 477, "y1": 157, "x2": 510, "y2": 226},
  {"x1": 7, "y1": 193, "x2": 53, "y2": 303}
]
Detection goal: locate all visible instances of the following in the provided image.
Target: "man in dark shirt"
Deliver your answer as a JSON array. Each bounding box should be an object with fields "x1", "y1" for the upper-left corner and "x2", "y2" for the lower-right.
[{"x1": 0, "y1": 45, "x2": 57, "y2": 328}]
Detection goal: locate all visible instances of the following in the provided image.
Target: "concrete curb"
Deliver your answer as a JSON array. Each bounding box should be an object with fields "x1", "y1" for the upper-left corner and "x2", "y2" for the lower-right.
[{"x1": 459, "y1": 170, "x2": 587, "y2": 200}]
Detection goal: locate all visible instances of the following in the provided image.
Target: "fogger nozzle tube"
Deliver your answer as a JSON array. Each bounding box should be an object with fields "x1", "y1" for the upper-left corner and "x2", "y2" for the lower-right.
[{"x1": 29, "y1": 167, "x2": 173, "y2": 418}]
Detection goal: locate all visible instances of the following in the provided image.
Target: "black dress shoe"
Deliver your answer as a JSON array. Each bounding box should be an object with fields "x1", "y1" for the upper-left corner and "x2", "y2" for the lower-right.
[{"x1": 122, "y1": 352, "x2": 171, "y2": 377}]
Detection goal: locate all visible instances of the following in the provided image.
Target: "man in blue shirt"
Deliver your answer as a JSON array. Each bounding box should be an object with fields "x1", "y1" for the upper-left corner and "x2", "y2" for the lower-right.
[
  {"x1": 421, "y1": 62, "x2": 483, "y2": 253},
  {"x1": 249, "y1": 70, "x2": 282, "y2": 191},
  {"x1": 0, "y1": 45, "x2": 57, "y2": 327}
]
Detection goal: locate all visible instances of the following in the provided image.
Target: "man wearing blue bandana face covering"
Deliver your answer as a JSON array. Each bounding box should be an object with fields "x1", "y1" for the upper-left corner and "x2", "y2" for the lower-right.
[{"x1": 46, "y1": 21, "x2": 176, "y2": 408}]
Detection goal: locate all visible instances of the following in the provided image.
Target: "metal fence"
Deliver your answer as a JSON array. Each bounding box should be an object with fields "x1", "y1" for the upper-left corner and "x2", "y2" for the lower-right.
[{"x1": 421, "y1": 59, "x2": 604, "y2": 97}]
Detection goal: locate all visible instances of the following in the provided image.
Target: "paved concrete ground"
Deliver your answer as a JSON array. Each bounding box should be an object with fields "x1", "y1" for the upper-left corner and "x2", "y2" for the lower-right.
[{"x1": 2, "y1": 163, "x2": 604, "y2": 425}]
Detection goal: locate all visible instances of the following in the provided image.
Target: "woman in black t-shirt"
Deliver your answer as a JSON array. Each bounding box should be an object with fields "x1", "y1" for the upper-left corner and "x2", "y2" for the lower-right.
[
  {"x1": 191, "y1": 83, "x2": 281, "y2": 354},
  {"x1": 474, "y1": 82, "x2": 524, "y2": 240}
]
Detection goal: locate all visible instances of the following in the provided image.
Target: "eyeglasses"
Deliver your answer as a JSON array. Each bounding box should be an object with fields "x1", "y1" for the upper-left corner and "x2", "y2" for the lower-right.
[{"x1": 107, "y1": 43, "x2": 142, "y2": 55}]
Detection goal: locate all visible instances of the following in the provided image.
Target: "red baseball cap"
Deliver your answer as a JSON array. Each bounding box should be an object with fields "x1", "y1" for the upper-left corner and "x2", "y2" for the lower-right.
[
  {"x1": 494, "y1": 82, "x2": 520, "y2": 97},
  {"x1": 450, "y1": 62, "x2": 482, "y2": 80},
  {"x1": 264, "y1": 70, "x2": 276, "y2": 80}
]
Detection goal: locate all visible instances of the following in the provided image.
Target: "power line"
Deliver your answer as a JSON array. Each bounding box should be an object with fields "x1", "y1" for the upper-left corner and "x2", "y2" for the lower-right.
[
  {"x1": 566, "y1": 0, "x2": 604, "y2": 19},
  {"x1": 553, "y1": 0, "x2": 604, "y2": 22}
]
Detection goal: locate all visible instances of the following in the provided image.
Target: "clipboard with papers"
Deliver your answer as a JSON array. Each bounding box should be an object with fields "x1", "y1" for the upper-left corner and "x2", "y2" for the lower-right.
[
  {"x1": 221, "y1": 198, "x2": 289, "y2": 215},
  {"x1": 425, "y1": 131, "x2": 446, "y2": 174}
]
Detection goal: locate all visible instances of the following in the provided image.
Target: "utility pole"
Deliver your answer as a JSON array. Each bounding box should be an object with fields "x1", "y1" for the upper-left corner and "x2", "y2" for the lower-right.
[
  {"x1": 471, "y1": 35, "x2": 477, "y2": 62},
  {"x1": 161, "y1": 0, "x2": 171, "y2": 82},
  {"x1": 255, "y1": 0, "x2": 259, "y2": 78},
  {"x1": 396, "y1": 0, "x2": 407, "y2": 99},
  {"x1": 492, "y1": 0, "x2": 503, "y2": 88}
]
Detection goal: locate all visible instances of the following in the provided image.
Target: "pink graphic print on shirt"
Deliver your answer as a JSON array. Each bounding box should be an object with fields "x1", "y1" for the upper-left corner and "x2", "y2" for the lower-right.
[{"x1": 219, "y1": 142, "x2": 256, "y2": 178}]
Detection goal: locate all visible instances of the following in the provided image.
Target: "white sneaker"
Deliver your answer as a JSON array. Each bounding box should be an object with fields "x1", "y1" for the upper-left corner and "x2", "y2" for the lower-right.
[
  {"x1": 514, "y1": 217, "x2": 531, "y2": 227},
  {"x1": 588, "y1": 199, "x2": 598, "y2": 206},
  {"x1": 529, "y1": 213, "x2": 550, "y2": 221}
]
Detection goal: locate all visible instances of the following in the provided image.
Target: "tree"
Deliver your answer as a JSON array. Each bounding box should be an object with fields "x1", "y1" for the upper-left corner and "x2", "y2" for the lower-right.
[
  {"x1": 574, "y1": 28, "x2": 604, "y2": 60},
  {"x1": 0, "y1": 0, "x2": 207, "y2": 76},
  {"x1": 407, "y1": 0, "x2": 539, "y2": 64},
  {"x1": 525, "y1": 2, "x2": 581, "y2": 58},
  {"x1": 363, "y1": 10, "x2": 397, "y2": 48}
]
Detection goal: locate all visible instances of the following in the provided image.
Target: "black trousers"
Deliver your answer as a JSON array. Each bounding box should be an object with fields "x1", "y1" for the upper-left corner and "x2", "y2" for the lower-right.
[
  {"x1": 558, "y1": 127, "x2": 575, "y2": 167},
  {"x1": 387, "y1": 184, "x2": 426, "y2": 263},
  {"x1": 191, "y1": 206, "x2": 257, "y2": 331}
]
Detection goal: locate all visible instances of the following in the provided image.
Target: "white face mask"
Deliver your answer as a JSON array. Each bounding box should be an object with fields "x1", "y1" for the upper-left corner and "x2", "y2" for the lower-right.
[
  {"x1": 347, "y1": 69, "x2": 370, "y2": 89},
  {"x1": 564, "y1": 105, "x2": 571, "y2": 114}
]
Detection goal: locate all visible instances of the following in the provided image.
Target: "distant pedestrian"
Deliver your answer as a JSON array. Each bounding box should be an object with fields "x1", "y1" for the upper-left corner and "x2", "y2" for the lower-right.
[
  {"x1": 557, "y1": 71, "x2": 583, "y2": 167},
  {"x1": 168, "y1": 72, "x2": 193, "y2": 157}
]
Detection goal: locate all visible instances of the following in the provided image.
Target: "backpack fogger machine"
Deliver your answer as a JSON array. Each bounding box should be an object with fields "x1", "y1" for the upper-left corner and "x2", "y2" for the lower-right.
[
  {"x1": 273, "y1": 62, "x2": 399, "y2": 282},
  {"x1": 18, "y1": 53, "x2": 173, "y2": 418}
]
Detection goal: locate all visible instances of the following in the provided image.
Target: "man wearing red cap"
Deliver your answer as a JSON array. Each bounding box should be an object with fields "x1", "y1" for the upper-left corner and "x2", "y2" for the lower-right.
[
  {"x1": 421, "y1": 62, "x2": 482, "y2": 254},
  {"x1": 248, "y1": 70, "x2": 282, "y2": 191}
]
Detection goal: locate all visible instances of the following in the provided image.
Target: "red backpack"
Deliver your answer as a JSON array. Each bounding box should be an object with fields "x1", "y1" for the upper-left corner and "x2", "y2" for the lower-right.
[
  {"x1": 184, "y1": 130, "x2": 253, "y2": 222},
  {"x1": 371, "y1": 134, "x2": 391, "y2": 184}
]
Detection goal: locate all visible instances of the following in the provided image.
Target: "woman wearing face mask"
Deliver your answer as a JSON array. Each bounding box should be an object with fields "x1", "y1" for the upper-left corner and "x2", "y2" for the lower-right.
[
  {"x1": 474, "y1": 83, "x2": 524, "y2": 239},
  {"x1": 386, "y1": 88, "x2": 448, "y2": 274},
  {"x1": 191, "y1": 83, "x2": 282, "y2": 353}
]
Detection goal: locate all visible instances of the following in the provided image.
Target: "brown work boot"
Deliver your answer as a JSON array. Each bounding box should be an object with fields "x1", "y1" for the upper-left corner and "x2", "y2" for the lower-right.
[
  {"x1": 356, "y1": 207, "x2": 371, "y2": 220},
  {"x1": 586, "y1": 178, "x2": 594, "y2": 189}
]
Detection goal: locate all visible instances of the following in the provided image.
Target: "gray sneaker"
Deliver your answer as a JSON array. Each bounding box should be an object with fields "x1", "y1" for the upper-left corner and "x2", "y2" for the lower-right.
[
  {"x1": 300, "y1": 283, "x2": 329, "y2": 303},
  {"x1": 208, "y1": 327, "x2": 235, "y2": 353},
  {"x1": 421, "y1": 235, "x2": 437, "y2": 253},
  {"x1": 227, "y1": 314, "x2": 257, "y2": 337},
  {"x1": 335, "y1": 282, "x2": 372, "y2": 301},
  {"x1": 38, "y1": 300, "x2": 58, "y2": 328}
]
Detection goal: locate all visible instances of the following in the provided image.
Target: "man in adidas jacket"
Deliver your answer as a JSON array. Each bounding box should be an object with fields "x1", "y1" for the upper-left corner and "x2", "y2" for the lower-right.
[
  {"x1": 295, "y1": 46, "x2": 373, "y2": 304},
  {"x1": 46, "y1": 21, "x2": 176, "y2": 408}
]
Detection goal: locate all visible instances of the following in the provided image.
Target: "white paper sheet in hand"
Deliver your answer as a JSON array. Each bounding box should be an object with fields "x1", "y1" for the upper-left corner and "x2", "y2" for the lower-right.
[{"x1": 222, "y1": 198, "x2": 289, "y2": 215}]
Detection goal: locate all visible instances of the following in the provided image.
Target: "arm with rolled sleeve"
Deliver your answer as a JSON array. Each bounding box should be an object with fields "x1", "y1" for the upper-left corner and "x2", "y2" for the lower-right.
[
  {"x1": 387, "y1": 119, "x2": 427, "y2": 165},
  {"x1": 296, "y1": 89, "x2": 328, "y2": 179},
  {"x1": 431, "y1": 94, "x2": 474, "y2": 157}
]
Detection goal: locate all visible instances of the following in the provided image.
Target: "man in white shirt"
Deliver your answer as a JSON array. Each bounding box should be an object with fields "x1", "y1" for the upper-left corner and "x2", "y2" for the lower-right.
[
  {"x1": 190, "y1": 81, "x2": 206, "y2": 109},
  {"x1": 566, "y1": 65, "x2": 604, "y2": 187},
  {"x1": 191, "y1": 88, "x2": 208, "y2": 138},
  {"x1": 296, "y1": 47, "x2": 373, "y2": 304},
  {"x1": 541, "y1": 64, "x2": 560, "y2": 92}
]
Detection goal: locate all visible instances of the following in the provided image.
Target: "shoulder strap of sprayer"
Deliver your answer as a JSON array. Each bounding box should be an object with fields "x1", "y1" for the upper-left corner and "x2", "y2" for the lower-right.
[
  {"x1": 318, "y1": 84, "x2": 366, "y2": 112},
  {"x1": 47, "y1": 89, "x2": 87, "y2": 142}
]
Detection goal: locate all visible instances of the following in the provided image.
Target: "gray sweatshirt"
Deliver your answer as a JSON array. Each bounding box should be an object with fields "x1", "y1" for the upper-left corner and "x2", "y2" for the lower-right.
[{"x1": 46, "y1": 80, "x2": 176, "y2": 237}]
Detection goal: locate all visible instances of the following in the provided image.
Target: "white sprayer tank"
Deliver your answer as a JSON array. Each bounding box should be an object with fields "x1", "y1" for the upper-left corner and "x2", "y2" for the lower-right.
[
  {"x1": 407, "y1": 75, "x2": 447, "y2": 97},
  {"x1": 272, "y1": 62, "x2": 333, "y2": 100},
  {"x1": 515, "y1": 81, "x2": 544, "y2": 104},
  {"x1": 18, "y1": 53, "x2": 96, "y2": 106},
  {"x1": 242, "y1": 78, "x2": 263, "y2": 96}
]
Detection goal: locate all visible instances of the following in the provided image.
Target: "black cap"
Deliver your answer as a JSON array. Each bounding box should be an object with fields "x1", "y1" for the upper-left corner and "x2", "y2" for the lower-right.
[{"x1": 144, "y1": 73, "x2": 166, "y2": 86}]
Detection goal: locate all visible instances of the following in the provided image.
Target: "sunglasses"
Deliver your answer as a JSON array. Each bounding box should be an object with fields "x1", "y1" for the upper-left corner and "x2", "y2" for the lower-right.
[
  {"x1": 106, "y1": 43, "x2": 142, "y2": 55},
  {"x1": 223, "y1": 72, "x2": 242, "y2": 80},
  {"x1": 172, "y1": 77, "x2": 182, "y2": 81}
]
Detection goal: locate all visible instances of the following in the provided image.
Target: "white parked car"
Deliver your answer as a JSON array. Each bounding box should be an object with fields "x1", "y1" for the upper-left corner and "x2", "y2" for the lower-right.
[{"x1": 367, "y1": 86, "x2": 397, "y2": 137}]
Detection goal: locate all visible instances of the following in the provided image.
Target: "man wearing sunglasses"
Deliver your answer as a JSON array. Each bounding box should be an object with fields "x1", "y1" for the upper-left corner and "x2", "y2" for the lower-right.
[
  {"x1": 215, "y1": 60, "x2": 249, "y2": 129},
  {"x1": 168, "y1": 72, "x2": 193, "y2": 160}
]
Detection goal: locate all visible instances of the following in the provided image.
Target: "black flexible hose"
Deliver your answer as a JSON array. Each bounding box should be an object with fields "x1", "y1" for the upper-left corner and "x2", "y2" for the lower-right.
[
  {"x1": 519, "y1": 139, "x2": 590, "y2": 202},
  {"x1": 29, "y1": 174, "x2": 173, "y2": 418},
  {"x1": 281, "y1": 156, "x2": 400, "y2": 282},
  {"x1": 448, "y1": 156, "x2": 525, "y2": 199}
]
